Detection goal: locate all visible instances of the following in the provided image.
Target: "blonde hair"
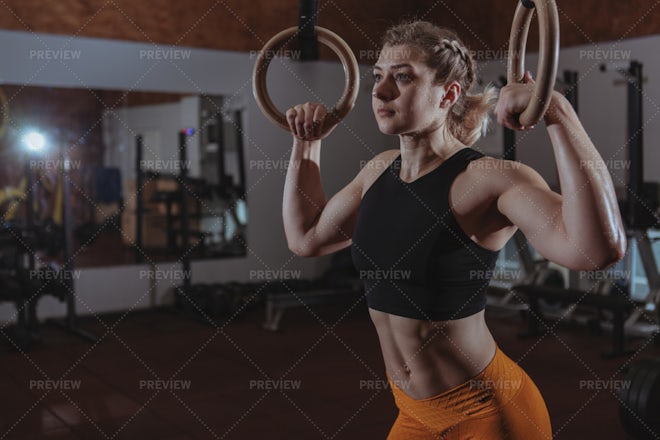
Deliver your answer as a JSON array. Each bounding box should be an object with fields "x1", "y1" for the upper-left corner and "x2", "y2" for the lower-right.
[{"x1": 382, "y1": 21, "x2": 497, "y2": 146}]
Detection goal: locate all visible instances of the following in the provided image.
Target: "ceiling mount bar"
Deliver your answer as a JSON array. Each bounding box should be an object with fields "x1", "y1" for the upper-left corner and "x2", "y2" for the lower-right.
[{"x1": 298, "y1": 0, "x2": 319, "y2": 61}]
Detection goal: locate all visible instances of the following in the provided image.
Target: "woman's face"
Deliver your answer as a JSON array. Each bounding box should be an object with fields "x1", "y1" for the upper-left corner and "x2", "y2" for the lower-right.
[{"x1": 372, "y1": 44, "x2": 447, "y2": 136}]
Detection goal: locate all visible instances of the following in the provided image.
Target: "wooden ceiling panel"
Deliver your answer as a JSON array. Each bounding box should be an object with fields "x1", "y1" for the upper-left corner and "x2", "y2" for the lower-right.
[{"x1": 0, "y1": 0, "x2": 657, "y2": 59}]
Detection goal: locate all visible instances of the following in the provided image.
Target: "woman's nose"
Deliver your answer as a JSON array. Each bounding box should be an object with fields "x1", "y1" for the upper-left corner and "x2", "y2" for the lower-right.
[{"x1": 372, "y1": 79, "x2": 395, "y2": 101}]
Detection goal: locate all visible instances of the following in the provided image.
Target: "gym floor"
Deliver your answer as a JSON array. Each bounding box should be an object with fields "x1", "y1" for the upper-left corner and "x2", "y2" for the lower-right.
[{"x1": 1, "y1": 301, "x2": 657, "y2": 439}]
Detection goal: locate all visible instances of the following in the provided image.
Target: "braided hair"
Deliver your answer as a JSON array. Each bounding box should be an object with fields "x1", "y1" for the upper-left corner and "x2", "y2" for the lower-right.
[
  {"x1": 434, "y1": 38, "x2": 475, "y2": 86},
  {"x1": 382, "y1": 21, "x2": 497, "y2": 146}
]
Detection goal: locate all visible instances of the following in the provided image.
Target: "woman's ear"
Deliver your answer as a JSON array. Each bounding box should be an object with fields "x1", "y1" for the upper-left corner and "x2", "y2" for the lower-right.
[{"x1": 440, "y1": 81, "x2": 462, "y2": 108}]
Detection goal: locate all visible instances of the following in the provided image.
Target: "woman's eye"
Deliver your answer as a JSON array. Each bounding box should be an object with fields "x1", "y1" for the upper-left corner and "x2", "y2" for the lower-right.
[
  {"x1": 372, "y1": 73, "x2": 382, "y2": 82},
  {"x1": 395, "y1": 73, "x2": 411, "y2": 82}
]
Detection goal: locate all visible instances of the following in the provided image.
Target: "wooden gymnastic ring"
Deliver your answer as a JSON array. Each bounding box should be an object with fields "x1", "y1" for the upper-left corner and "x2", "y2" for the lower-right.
[
  {"x1": 507, "y1": 0, "x2": 559, "y2": 126},
  {"x1": 252, "y1": 26, "x2": 359, "y2": 136}
]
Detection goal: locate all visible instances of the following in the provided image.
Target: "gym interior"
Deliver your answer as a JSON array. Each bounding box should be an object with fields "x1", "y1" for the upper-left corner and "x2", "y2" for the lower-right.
[{"x1": 0, "y1": 1, "x2": 659, "y2": 439}]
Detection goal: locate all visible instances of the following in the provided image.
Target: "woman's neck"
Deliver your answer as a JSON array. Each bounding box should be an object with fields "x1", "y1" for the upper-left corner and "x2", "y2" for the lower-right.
[{"x1": 397, "y1": 129, "x2": 465, "y2": 179}]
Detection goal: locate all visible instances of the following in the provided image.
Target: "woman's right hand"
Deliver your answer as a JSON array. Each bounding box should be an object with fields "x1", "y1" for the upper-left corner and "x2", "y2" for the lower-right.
[{"x1": 286, "y1": 102, "x2": 338, "y2": 141}]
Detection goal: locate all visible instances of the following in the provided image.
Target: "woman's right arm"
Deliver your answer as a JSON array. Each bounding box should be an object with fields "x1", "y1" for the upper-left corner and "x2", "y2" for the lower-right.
[
  {"x1": 283, "y1": 135, "x2": 364, "y2": 257},
  {"x1": 282, "y1": 102, "x2": 394, "y2": 257}
]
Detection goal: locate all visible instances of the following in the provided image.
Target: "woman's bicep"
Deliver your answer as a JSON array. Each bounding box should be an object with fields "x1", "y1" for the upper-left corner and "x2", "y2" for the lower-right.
[
  {"x1": 496, "y1": 166, "x2": 590, "y2": 269},
  {"x1": 303, "y1": 178, "x2": 363, "y2": 256},
  {"x1": 292, "y1": 149, "x2": 398, "y2": 257}
]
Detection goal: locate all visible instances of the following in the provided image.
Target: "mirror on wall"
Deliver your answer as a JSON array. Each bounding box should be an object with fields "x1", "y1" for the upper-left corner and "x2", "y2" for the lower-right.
[{"x1": 0, "y1": 84, "x2": 247, "y2": 268}]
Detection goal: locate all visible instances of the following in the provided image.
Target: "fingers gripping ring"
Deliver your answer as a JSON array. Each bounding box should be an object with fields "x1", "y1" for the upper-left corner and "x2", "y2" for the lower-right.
[
  {"x1": 252, "y1": 26, "x2": 360, "y2": 136},
  {"x1": 507, "y1": 0, "x2": 560, "y2": 126}
]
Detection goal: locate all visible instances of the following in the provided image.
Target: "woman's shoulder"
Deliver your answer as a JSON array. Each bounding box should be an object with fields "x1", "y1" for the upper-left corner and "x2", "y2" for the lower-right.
[
  {"x1": 356, "y1": 149, "x2": 400, "y2": 196},
  {"x1": 359, "y1": 149, "x2": 400, "y2": 175},
  {"x1": 467, "y1": 153, "x2": 520, "y2": 173},
  {"x1": 466, "y1": 153, "x2": 548, "y2": 195},
  {"x1": 372, "y1": 149, "x2": 400, "y2": 163}
]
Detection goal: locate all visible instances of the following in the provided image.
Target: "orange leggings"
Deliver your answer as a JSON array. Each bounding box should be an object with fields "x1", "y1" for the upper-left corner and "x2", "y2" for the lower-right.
[{"x1": 387, "y1": 347, "x2": 552, "y2": 439}]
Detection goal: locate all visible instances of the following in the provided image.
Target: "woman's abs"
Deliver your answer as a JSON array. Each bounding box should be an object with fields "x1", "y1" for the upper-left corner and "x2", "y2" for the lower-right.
[{"x1": 370, "y1": 308, "x2": 497, "y2": 400}]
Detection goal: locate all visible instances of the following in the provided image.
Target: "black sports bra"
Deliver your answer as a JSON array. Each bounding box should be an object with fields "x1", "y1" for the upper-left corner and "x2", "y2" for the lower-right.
[{"x1": 351, "y1": 148, "x2": 500, "y2": 321}]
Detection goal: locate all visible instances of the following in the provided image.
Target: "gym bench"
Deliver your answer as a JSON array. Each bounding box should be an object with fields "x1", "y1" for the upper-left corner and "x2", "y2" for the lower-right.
[
  {"x1": 263, "y1": 287, "x2": 359, "y2": 331},
  {"x1": 514, "y1": 284, "x2": 635, "y2": 358}
]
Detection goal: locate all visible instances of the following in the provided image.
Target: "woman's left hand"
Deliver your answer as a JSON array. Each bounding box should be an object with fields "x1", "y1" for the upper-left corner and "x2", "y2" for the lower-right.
[{"x1": 494, "y1": 70, "x2": 539, "y2": 131}]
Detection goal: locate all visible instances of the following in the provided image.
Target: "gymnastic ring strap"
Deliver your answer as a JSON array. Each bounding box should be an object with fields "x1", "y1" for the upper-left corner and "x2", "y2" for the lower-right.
[{"x1": 521, "y1": 0, "x2": 535, "y2": 9}]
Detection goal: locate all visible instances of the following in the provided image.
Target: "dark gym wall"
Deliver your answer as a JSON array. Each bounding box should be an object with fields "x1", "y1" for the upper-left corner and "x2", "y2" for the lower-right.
[{"x1": 0, "y1": 0, "x2": 657, "y2": 62}]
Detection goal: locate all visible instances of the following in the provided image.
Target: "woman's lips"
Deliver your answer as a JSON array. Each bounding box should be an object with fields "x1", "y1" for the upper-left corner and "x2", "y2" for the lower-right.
[{"x1": 377, "y1": 108, "x2": 395, "y2": 116}]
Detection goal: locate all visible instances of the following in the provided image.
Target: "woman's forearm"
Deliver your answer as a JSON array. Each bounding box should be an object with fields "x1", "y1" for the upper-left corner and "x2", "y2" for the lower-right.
[
  {"x1": 282, "y1": 137, "x2": 327, "y2": 249},
  {"x1": 545, "y1": 92, "x2": 627, "y2": 265}
]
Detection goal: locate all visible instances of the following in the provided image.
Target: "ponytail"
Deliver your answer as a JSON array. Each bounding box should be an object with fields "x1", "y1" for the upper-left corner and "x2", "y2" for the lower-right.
[{"x1": 447, "y1": 84, "x2": 498, "y2": 146}]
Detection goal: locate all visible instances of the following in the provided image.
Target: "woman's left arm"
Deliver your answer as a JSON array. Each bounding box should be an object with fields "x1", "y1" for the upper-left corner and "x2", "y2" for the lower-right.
[{"x1": 495, "y1": 81, "x2": 627, "y2": 270}]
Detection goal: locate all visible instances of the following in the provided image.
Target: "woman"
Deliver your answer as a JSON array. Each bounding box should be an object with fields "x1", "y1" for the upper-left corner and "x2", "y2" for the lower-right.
[{"x1": 282, "y1": 21, "x2": 626, "y2": 439}]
